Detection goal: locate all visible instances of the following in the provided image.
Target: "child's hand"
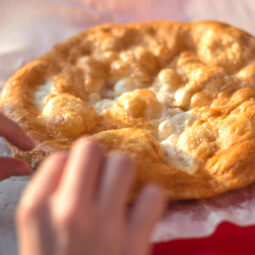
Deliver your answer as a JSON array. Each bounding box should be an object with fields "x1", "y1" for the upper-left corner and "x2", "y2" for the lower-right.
[
  {"x1": 16, "y1": 137, "x2": 166, "y2": 255},
  {"x1": 0, "y1": 113, "x2": 34, "y2": 181}
]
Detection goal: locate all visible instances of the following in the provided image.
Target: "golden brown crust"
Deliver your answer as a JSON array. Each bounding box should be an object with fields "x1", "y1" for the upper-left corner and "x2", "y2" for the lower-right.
[{"x1": 2, "y1": 21, "x2": 255, "y2": 200}]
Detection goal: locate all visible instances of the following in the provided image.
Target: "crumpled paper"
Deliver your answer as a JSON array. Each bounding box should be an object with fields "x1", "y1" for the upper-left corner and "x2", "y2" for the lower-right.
[{"x1": 1, "y1": 0, "x2": 255, "y2": 254}]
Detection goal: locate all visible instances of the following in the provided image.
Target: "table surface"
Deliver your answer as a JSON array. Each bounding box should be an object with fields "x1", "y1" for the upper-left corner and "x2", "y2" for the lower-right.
[{"x1": 153, "y1": 222, "x2": 255, "y2": 255}]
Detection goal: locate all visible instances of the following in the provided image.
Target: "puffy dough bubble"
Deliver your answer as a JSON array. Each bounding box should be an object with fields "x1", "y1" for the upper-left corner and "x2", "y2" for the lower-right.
[
  {"x1": 134, "y1": 47, "x2": 158, "y2": 73},
  {"x1": 174, "y1": 89, "x2": 191, "y2": 108},
  {"x1": 191, "y1": 92, "x2": 211, "y2": 108},
  {"x1": 117, "y1": 89, "x2": 162, "y2": 119},
  {"x1": 42, "y1": 94, "x2": 98, "y2": 138},
  {"x1": 158, "y1": 68, "x2": 182, "y2": 89},
  {"x1": 236, "y1": 62, "x2": 255, "y2": 87},
  {"x1": 114, "y1": 77, "x2": 143, "y2": 96},
  {"x1": 197, "y1": 29, "x2": 243, "y2": 72}
]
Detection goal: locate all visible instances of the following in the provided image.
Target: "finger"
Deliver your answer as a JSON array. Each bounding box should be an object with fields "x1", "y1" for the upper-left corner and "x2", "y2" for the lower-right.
[
  {"x1": 60, "y1": 137, "x2": 104, "y2": 209},
  {"x1": 97, "y1": 153, "x2": 134, "y2": 217},
  {"x1": 20, "y1": 152, "x2": 68, "y2": 207},
  {"x1": 0, "y1": 157, "x2": 31, "y2": 180},
  {"x1": 127, "y1": 185, "x2": 166, "y2": 255},
  {"x1": 0, "y1": 113, "x2": 35, "y2": 151}
]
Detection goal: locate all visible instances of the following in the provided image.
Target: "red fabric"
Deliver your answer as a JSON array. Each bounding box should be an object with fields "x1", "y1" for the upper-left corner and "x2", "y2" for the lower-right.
[{"x1": 152, "y1": 222, "x2": 255, "y2": 255}]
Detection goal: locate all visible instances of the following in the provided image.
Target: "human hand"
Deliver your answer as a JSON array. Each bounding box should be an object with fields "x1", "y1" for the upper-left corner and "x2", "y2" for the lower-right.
[
  {"x1": 0, "y1": 113, "x2": 34, "y2": 181},
  {"x1": 16, "y1": 137, "x2": 166, "y2": 255}
]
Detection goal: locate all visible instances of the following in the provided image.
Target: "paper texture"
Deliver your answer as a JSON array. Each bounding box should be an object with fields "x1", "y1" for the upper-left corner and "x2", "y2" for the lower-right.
[{"x1": 1, "y1": 0, "x2": 255, "y2": 254}]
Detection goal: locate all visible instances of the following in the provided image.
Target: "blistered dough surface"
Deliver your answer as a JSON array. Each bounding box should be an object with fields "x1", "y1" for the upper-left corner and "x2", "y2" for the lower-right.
[{"x1": 2, "y1": 21, "x2": 255, "y2": 200}]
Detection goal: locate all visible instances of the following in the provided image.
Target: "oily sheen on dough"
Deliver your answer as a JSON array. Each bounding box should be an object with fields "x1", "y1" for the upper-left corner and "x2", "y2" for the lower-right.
[{"x1": 1, "y1": 21, "x2": 255, "y2": 201}]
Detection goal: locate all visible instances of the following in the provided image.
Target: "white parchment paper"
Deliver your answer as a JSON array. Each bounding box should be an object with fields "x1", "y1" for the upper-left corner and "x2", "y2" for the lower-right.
[{"x1": 1, "y1": 0, "x2": 255, "y2": 254}]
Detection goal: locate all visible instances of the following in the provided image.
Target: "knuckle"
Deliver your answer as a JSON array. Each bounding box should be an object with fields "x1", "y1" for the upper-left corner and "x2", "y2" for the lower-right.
[
  {"x1": 54, "y1": 208, "x2": 79, "y2": 231},
  {"x1": 16, "y1": 199, "x2": 40, "y2": 223}
]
